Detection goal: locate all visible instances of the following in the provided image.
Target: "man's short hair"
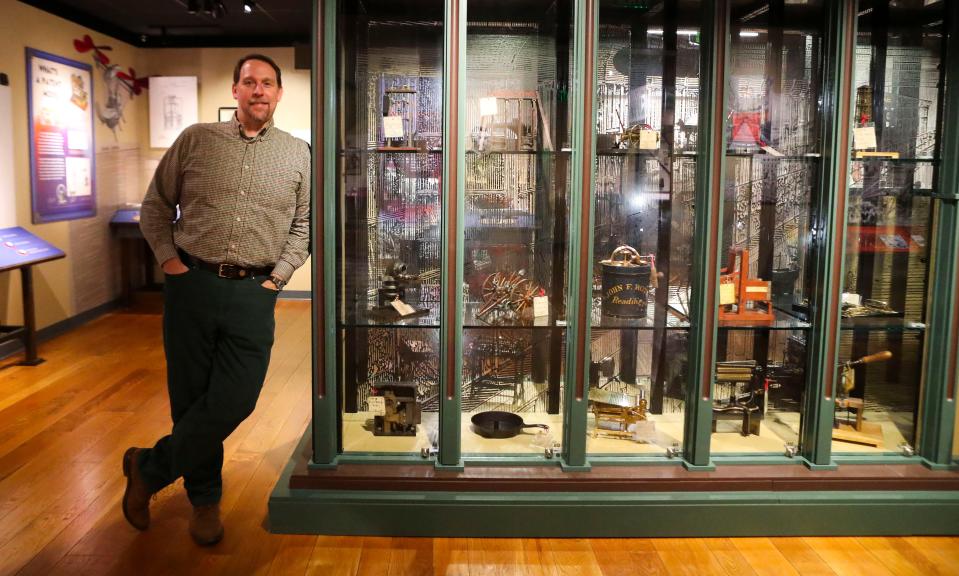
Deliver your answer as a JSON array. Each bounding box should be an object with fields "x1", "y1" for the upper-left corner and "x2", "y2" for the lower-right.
[{"x1": 233, "y1": 54, "x2": 282, "y2": 88}]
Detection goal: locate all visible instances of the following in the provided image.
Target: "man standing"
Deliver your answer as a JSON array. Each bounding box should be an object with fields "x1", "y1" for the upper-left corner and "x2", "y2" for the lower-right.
[{"x1": 125, "y1": 54, "x2": 310, "y2": 545}]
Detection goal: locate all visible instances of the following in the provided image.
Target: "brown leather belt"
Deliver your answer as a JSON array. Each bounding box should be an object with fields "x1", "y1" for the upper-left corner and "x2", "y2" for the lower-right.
[{"x1": 181, "y1": 252, "x2": 272, "y2": 280}]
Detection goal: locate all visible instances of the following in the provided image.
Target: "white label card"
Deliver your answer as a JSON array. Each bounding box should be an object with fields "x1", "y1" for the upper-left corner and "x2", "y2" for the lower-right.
[
  {"x1": 383, "y1": 116, "x2": 404, "y2": 138},
  {"x1": 842, "y1": 292, "x2": 862, "y2": 307},
  {"x1": 533, "y1": 296, "x2": 549, "y2": 318},
  {"x1": 479, "y1": 97, "x2": 498, "y2": 116},
  {"x1": 853, "y1": 126, "x2": 877, "y2": 150},
  {"x1": 390, "y1": 299, "x2": 417, "y2": 316},
  {"x1": 719, "y1": 283, "x2": 736, "y2": 305},
  {"x1": 630, "y1": 420, "x2": 657, "y2": 442},
  {"x1": 367, "y1": 396, "x2": 386, "y2": 416},
  {"x1": 639, "y1": 129, "x2": 659, "y2": 150}
]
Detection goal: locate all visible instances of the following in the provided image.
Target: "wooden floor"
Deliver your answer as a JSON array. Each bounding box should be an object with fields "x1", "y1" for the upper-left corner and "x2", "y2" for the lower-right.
[{"x1": 0, "y1": 300, "x2": 957, "y2": 576}]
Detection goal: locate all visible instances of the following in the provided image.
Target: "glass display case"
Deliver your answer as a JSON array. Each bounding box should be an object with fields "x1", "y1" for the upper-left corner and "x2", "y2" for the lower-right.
[
  {"x1": 710, "y1": 0, "x2": 826, "y2": 454},
  {"x1": 270, "y1": 0, "x2": 959, "y2": 537},
  {"x1": 459, "y1": 0, "x2": 574, "y2": 456},
  {"x1": 586, "y1": 0, "x2": 701, "y2": 456},
  {"x1": 336, "y1": 0, "x2": 446, "y2": 455},
  {"x1": 311, "y1": 0, "x2": 957, "y2": 488},
  {"x1": 834, "y1": 0, "x2": 945, "y2": 454}
]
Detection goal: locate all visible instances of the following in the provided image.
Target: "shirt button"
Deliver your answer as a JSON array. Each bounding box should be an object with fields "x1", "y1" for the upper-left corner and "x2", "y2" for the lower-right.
[
  {"x1": 244, "y1": 165, "x2": 249, "y2": 170},
  {"x1": 230, "y1": 243, "x2": 237, "y2": 249},
  {"x1": 236, "y1": 217, "x2": 241, "y2": 222},
  {"x1": 240, "y1": 190, "x2": 246, "y2": 195}
]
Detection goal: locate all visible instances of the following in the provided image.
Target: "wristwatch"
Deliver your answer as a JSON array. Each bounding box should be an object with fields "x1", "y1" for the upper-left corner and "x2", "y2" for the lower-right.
[{"x1": 269, "y1": 275, "x2": 287, "y2": 291}]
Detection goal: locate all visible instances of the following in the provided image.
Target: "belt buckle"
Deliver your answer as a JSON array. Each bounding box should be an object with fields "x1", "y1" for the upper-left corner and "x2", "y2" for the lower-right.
[{"x1": 218, "y1": 263, "x2": 230, "y2": 278}]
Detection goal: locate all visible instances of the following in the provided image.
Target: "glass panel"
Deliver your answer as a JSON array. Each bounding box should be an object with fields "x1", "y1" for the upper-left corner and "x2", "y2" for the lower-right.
[
  {"x1": 336, "y1": 0, "x2": 445, "y2": 455},
  {"x1": 461, "y1": 0, "x2": 572, "y2": 456},
  {"x1": 835, "y1": 0, "x2": 944, "y2": 454},
  {"x1": 711, "y1": 0, "x2": 825, "y2": 455},
  {"x1": 587, "y1": 1, "x2": 701, "y2": 456}
]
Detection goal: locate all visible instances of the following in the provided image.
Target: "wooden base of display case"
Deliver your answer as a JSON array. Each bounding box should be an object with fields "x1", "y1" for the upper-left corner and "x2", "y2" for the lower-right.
[
  {"x1": 269, "y1": 428, "x2": 959, "y2": 537},
  {"x1": 833, "y1": 422, "x2": 884, "y2": 448}
]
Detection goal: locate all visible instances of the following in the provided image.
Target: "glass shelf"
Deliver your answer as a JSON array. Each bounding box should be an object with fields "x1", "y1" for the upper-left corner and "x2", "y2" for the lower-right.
[
  {"x1": 717, "y1": 309, "x2": 810, "y2": 331},
  {"x1": 850, "y1": 157, "x2": 937, "y2": 164},
  {"x1": 341, "y1": 301, "x2": 565, "y2": 330},
  {"x1": 725, "y1": 151, "x2": 822, "y2": 161},
  {"x1": 840, "y1": 317, "x2": 926, "y2": 332}
]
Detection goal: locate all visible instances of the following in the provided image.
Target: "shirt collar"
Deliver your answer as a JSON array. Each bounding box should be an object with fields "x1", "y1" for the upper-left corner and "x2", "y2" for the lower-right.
[{"x1": 231, "y1": 113, "x2": 274, "y2": 142}]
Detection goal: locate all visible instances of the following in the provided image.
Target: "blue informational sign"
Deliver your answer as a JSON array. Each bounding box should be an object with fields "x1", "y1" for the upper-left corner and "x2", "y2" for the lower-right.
[
  {"x1": 110, "y1": 208, "x2": 141, "y2": 225},
  {"x1": 26, "y1": 48, "x2": 96, "y2": 224},
  {"x1": 0, "y1": 226, "x2": 66, "y2": 271}
]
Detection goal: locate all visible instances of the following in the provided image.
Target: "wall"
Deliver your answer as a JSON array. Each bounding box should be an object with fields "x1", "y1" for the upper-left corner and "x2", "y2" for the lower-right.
[
  {"x1": 0, "y1": 5, "x2": 316, "y2": 333},
  {"x1": 0, "y1": 0, "x2": 145, "y2": 330},
  {"x1": 138, "y1": 48, "x2": 314, "y2": 292}
]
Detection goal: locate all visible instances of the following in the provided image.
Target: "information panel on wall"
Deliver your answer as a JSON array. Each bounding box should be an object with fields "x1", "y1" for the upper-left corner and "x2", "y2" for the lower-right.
[
  {"x1": 0, "y1": 74, "x2": 15, "y2": 228},
  {"x1": 26, "y1": 48, "x2": 95, "y2": 224}
]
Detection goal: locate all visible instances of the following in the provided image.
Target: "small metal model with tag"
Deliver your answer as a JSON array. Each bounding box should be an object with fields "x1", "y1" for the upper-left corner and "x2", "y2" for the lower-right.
[
  {"x1": 371, "y1": 382, "x2": 421, "y2": 436},
  {"x1": 588, "y1": 387, "x2": 648, "y2": 440},
  {"x1": 718, "y1": 248, "x2": 774, "y2": 323},
  {"x1": 370, "y1": 261, "x2": 429, "y2": 320},
  {"x1": 600, "y1": 245, "x2": 654, "y2": 318},
  {"x1": 832, "y1": 351, "x2": 892, "y2": 447}
]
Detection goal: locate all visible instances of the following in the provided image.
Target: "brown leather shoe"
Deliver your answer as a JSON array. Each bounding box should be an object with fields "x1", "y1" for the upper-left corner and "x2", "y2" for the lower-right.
[
  {"x1": 121, "y1": 447, "x2": 152, "y2": 530},
  {"x1": 190, "y1": 504, "x2": 224, "y2": 546}
]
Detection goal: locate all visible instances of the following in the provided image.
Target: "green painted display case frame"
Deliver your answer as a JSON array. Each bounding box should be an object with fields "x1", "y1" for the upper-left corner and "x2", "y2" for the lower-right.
[{"x1": 270, "y1": 0, "x2": 959, "y2": 536}]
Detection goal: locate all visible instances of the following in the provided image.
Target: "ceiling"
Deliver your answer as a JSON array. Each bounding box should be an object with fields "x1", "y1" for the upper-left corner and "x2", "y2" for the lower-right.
[{"x1": 20, "y1": 0, "x2": 313, "y2": 48}]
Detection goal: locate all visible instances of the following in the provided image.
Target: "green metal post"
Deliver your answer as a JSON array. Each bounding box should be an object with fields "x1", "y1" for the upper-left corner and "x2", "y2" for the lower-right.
[
  {"x1": 438, "y1": 0, "x2": 466, "y2": 469},
  {"x1": 799, "y1": 0, "x2": 858, "y2": 469},
  {"x1": 560, "y1": 0, "x2": 597, "y2": 471},
  {"x1": 920, "y1": 0, "x2": 959, "y2": 469},
  {"x1": 681, "y1": 0, "x2": 730, "y2": 471},
  {"x1": 312, "y1": 0, "x2": 339, "y2": 467}
]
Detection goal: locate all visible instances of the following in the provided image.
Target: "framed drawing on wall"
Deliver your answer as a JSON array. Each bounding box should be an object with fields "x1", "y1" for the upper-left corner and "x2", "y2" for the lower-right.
[
  {"x1": 218, "y1": 107, "x2": 236, "y2": 122},
  {"x1": 149, "y1": 76, "x2": 198, "y2": 148},
  {"x1": 26, "y1": 48, "x2": 95, "y2": 224}
]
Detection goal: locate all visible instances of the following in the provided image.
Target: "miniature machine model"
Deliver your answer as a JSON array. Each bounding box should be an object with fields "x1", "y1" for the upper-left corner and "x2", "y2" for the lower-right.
[
  {"x1": 600, "y1": 246, "x2": 654, "y2": 318},
  {"x1": 379, "y1": 84, "x2": 418, "y2": 151},
  {"x1": 372, "y1": 382, "x2": 421, "y2": 436},
  {"x1": 833, "y1": 351, "x2": 892, "y2": 447},
  {"x1": 377, "y1": 261, "x2": 419, "y2": 307},
  {"x1": 477, "y1": 271, "x2": 542, "y2": 322},
  {"x1": 711, "y1": 361, "x2": 766, "y2": 436},
  {"x1": 474, "y1": 90, "x2": 553, "y2": 152},
  {"x1": 612, "y1": 110, "x2": 658, "y2": 150},
  {"x1": 370, "y1": 261, "x2": 429, "y2": 320},
  {"x1": 718, "y1": 248, "x2": 774, "y2": 323},
  {"x1": 588, "y1": 388, "x2": 648, "y2": 440}
]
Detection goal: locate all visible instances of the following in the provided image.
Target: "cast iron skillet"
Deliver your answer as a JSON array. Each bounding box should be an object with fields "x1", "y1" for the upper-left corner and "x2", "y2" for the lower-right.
[{"x1": 470, "y1": 411, "x2": 549, "y2": 439}]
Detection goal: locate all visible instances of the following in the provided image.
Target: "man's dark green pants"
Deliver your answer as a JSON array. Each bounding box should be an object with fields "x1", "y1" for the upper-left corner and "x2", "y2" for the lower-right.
[{"x1": 137, "y1": 266, "x2": 278, "y2": 506}]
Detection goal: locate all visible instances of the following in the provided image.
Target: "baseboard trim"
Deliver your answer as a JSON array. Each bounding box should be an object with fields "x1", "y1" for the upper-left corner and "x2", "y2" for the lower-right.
[
  {"x1": 0, "y1": 298, "x2": 122, "y2": 361},
  {"x1": 278, "y1": 290, "x2": 312, "y2": 301}
]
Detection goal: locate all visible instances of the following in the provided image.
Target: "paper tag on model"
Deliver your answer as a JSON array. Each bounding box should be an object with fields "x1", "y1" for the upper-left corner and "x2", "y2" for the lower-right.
[
  {"x1": 533, "y1": 296, "x2": 549, "y2": 318},
  {"x1": 390, "y1": 299, "x2": 417, "y2": 316},
  {"x1": 367, "y1": 395, "x2": 386, "y2": 416},
  {"x1": 639, "y1": 129, "x2": 659, "y2": 150},
  {"x1": 719, "y1": 283, "x2": 736, "y2": 305},
  {"x1": 853, "y1": 126, "x2": 877, "y2": 150},
  {"x1": 383, "y1": 116, "x2": 404, "y2": 138},
  {"x1": 479, "y1": 96, "x2": 498, "y2": 116}
]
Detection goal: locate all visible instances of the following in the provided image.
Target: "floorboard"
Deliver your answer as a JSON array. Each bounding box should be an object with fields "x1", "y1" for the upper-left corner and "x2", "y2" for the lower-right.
[{"x1": 0, "y1": 302, "x2": 953, "y2": 576}]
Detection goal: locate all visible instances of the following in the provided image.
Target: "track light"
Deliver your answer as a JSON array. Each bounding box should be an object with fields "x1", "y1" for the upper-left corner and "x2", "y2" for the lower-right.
[
  {"x1": 204, "y1": 0, "x2": 226, "y2": 19},
  {"x1": 187, "y1": 0, "x2": 199, "y2": 14},
  {"x1": 243, "y1": 0, "x2": 255, "y2": 14}
]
